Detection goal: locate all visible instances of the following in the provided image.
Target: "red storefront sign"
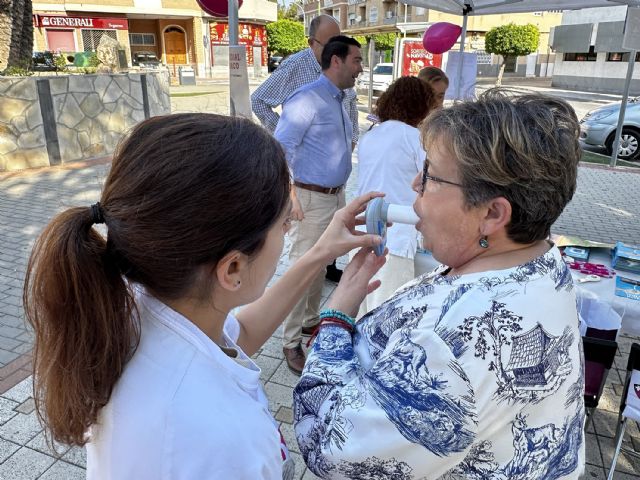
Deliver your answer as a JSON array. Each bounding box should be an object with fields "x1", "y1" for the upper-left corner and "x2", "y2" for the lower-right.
[
  {"x1": 34, "y1": 15, "x2": 128, "y2": 30},
  {"x1": 210, "y1": 22, "x2": 267, "y2": 67},
  {"x1": 400, "y1": 40, "x2": 442, "y2": 77}
]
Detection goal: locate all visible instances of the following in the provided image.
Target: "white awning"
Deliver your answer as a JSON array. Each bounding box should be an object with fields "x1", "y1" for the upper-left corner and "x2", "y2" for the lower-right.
[{"x1": 399, "y1": 0, "x2": 640, "y2": 16}]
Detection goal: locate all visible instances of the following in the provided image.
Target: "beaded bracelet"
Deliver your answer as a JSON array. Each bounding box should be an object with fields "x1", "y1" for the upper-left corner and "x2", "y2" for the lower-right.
[
  {"x1": 320, "y1": 308, "x2": 356, "y2": 328},
  {"x1": 306, "y1": 318, "x2": 353, "y2": 347},
  {"x1": 320, "y1": 317, "x2": 354, "y2": 333}
]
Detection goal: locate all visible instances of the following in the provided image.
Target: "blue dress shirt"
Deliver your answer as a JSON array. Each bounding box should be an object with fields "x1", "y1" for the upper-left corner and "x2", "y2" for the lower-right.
[
  {"x1": 250, "y1": 48, "x2": 359, "y2": 143},
  {"x1": 274, "y1": 74, "x2": 353, "y2": 188}
]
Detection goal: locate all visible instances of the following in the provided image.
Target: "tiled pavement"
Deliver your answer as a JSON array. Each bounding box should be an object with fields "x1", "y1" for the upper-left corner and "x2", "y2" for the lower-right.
[
  {"x1": 554, "y1": 166, "x2": 640, "y2": 246},
  {"x1": 1, "y1": 110, "x2": 640, "y2": 477}
]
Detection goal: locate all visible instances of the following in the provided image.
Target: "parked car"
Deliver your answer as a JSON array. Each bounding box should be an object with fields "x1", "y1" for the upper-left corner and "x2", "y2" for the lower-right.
[
  {"x1": 268, "y1": 55, "x2": 283, "y2": 73},
  {"x1": 580, "y1": 98, "x2": 640, "y2": 161},
  {"x1": 357, "y1": 62, "x2": 393, "y2": 95},
  {"x1": 132, "y1": 52, "x2": 162, "y2": 69},
  {"x1": 31, "y1": 51, "x2": 56, "y2": 71}
]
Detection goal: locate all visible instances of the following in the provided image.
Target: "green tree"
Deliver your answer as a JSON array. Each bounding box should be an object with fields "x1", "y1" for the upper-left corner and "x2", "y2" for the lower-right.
[
  {"x1": 485, "y1": 23, "x2": 539, "y2": 86},
  {"x1": 266, "y1": 19, "x2": 307, "y2": 56},
  {"x1": 277, "y1": 2, "x2": 301, "y2": 21},
  {"x1": 354, "y1": 33, "x2": 397, "y2": 52}
]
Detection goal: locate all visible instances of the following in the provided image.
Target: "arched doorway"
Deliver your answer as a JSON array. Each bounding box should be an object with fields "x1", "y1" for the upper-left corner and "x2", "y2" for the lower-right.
[{"x1": 163, "y1": 26, "x2": 187, "y2": 66}]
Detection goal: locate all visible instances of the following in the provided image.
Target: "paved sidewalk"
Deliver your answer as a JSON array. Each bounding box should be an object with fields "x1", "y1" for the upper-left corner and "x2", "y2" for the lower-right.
[
  {"x1": 554, "y1": 165, "x2": 640, "y2": 245},
  {"x1": 1, "y1": 155, "x2": 640, "y2": 478},
  {"x1": 476, "y1": 76, "x2": 626, "y2": 105}
]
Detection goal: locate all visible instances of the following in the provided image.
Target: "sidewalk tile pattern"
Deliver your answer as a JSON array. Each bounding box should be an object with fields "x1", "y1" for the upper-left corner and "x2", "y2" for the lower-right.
[{"x1": 1, "y1": 116, "x2": 640, "y2": 477}]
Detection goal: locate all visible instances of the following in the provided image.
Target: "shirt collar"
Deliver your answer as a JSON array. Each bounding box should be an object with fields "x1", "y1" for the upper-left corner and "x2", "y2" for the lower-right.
[
  {"x1": 318, "y1": 74, "x2": 344, "y2": 101},
  {"x1": 306, "y1": 47, "x2": 321, "y2": 73}
]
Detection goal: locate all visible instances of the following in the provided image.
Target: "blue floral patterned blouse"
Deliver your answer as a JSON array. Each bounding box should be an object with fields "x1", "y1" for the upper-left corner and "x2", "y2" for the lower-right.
[{"x1": 293, "y1": 245, "x2": 585, "y2": 479}]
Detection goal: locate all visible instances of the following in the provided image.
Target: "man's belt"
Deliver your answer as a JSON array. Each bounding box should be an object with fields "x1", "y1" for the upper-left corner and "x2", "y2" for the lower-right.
[{"x1": 294, "y1": 181, "x2": 343, "y2": 195}]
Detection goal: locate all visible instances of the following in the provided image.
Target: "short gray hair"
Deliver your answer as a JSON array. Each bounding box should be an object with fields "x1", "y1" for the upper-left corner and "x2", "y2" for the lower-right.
[{"x1": 421, "y1": 89, "x2": 580, "y2": 244}]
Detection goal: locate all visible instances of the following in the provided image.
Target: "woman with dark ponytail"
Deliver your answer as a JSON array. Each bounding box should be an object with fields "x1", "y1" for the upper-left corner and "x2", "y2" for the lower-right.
[{"x1": 23, "y1": 113, "x2": 384, "y2": 479}]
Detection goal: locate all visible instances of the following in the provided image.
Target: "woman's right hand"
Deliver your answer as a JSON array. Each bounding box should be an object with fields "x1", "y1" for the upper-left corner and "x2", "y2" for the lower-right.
[
  {"x1": 311, "y1": 191, "x2": 385, "y2": 263},
  {"x1": 325, "y1": 247, "x2": 387, "y2": 318}
]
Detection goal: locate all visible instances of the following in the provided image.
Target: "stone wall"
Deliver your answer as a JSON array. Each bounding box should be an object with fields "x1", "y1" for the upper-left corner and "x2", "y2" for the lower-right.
[
  {"x1": 0, "y1": 71, "x2": 170, "y2": 171},
  {"x1": 146, "y1": 70, "x2": 171, "y2": 117},
  {"x1": 0, "y1": 77, "x2": 48, "y2": 171}
]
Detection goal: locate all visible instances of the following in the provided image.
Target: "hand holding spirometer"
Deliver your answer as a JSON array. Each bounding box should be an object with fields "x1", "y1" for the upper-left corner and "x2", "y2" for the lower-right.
[{"x1": 365, "y1": 197, "x2": 419, "y2": 256}]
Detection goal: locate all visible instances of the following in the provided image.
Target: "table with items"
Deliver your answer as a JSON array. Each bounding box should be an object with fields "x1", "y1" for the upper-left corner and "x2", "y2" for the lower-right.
[{"x1": 564, "y1": 244, "x2": 640, "y2": 337}]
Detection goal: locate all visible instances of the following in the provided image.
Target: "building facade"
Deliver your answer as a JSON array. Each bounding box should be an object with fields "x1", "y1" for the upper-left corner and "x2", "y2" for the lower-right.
[
  {"x1": 301, "y1": 0, "x2": 561, "y2": 76},
  {"x1": 551, "y1": 6, "x2": 640, "y2": 94},
  {"x1": 32, "y1": 0, "x2": 276, "y2": 78}
]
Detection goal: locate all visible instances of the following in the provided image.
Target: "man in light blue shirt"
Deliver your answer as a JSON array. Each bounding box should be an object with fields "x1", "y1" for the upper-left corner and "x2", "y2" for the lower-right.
[
  {"x1": 274, "y1": 36, "x2": 363, "y2": 374},
  {"x1": 250, "y1": 15, "x2": 359, "y2": 144}
]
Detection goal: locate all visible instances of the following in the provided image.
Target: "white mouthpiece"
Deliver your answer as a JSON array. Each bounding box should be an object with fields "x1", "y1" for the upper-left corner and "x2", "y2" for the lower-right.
[{"x1": 386, "y1": 204, "x2": 419, "y2": 225}]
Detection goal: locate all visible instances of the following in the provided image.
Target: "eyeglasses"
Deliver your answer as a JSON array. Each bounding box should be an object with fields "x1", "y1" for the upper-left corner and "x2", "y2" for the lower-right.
[
  {"x1": 310, "y1": 38, "x2": 325, "y2": 47},
  {"x1": 420, "y1": 162, "x2": 463, "y2": 194}
]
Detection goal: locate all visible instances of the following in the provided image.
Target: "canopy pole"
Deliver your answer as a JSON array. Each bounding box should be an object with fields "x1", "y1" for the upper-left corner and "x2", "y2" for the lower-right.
[
  {"x1": 609, "y1": 50, "x2": 636, "y2": 167},
  {"x1": 454, "y1": 4, "x2": 470, "y2": 100},
  {"x1": 228, "y1": 0, "x2": 239, "y2": 115},
  {"x1": 228, "y1": 0, "x2": 238, "y2": 46},
  {"x1": 368, "y1": 38, "x2": 375, "y2": 113},
  {"x1": 404, "y1": 6, "x2": 408, "y2": 38}
]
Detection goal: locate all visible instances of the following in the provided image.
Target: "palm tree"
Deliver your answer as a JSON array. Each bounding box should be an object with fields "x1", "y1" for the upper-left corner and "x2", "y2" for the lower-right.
[
  {"x1": 0, "y1": 0, "x2": 34, "y2": 72},
  {"x1": 0, "y1": 0, "x2": 12, "y2": 71}
]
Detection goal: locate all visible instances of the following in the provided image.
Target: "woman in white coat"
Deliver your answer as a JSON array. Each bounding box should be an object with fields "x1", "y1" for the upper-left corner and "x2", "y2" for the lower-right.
[{"x1": 356, "y1": 76, "x2": 438, "y2": 313}]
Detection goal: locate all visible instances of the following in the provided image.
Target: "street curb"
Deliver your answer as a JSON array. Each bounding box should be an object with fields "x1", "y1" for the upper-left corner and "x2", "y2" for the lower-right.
[{"x1": 580, "y1": 162, "x2": 640, "y2": 174}]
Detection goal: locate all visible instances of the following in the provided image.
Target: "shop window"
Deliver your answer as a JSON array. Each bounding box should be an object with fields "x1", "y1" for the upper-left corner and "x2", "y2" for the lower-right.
[
  {"x1": 475, "y1": 50, "x2": 492, "y2": 65},
  {"x1": 129, "y1": 33, "x2": 155, "y2": 46},
  {"x1": 369, "y1": 6, "x2": 378, "y2": 23},
  {"x1": 563, "y1": 46, "x2": 597, "y2": 62},
  {"x1": 82, "y1": 29, "x2": 117, "y2": 52},
  {"x1": 358, "y1": 6, "x2": 366, "y2": 23},
  {"x1": 46, "y1": 29, "x2": 75, "y2": 52},
  {"x1": 606, "y1": 51, "x2": 640, "y2": 62}
]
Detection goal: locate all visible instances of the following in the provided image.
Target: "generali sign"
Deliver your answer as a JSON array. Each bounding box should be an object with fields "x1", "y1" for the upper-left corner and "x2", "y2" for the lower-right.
[{"x1": 34, "y1": 15, "x2": 128, "y2": 30}]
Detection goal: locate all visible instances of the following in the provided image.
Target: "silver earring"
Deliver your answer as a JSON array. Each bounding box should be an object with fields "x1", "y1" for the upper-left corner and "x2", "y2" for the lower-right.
[{"x1": 479, "y1": 236, "x2": 489, "y2": 249}]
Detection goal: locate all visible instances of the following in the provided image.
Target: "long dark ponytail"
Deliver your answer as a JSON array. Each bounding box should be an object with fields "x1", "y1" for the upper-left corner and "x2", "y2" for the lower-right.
[{"x1": 24, "y1": 113, "x2": 290, "y2": 445}]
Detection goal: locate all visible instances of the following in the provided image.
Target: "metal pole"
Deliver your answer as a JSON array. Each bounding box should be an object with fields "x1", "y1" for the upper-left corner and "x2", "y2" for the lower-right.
[
  {"x1": 203, "y1": 19, "x2": 212, "y2": 78},
  {"x1": 228, "y1": 0, "x2": 239, "y2": 115},
  {"x1": 610, "y1": 50, "x2": 636, "y2": 167},
  {"x1": 403, "y1": 6, "x2": 407, "y2": 38},
  {"x1": 455, "y1": 12, "x2": 468, "y2": 100},
  {"x1": 228, "y1": 0, "x2": 238, "y2": 46},
  {"x1": 607, "y1": 419, "x2": 627, "y2": 480},
  {"x1": 368, "y1": 38, "x2": 375, "y2": 113},
  {"x1": 297, "y1": 2, "x2": 306, "y2": 34}
]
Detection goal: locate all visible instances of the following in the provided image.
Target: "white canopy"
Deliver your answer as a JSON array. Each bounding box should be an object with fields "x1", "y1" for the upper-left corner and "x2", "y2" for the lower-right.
[
  {"x1": 400, "y1": 0, "x2": 640, "y2": 15},
  {"x1": 398, "y1": 0, "x2": 640, "y2": 166}
]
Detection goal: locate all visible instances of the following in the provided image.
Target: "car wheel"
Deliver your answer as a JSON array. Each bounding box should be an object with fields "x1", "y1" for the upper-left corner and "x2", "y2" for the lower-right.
[{"x1": 607, "y1": 128, "x2": 640, "y2": 161}]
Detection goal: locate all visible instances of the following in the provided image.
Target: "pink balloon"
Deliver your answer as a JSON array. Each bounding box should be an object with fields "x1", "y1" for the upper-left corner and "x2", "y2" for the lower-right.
[
  {"x1": 422, "y1": 22, "x2": 462, "y2": 54},
  {"x1": 196, "y1": 0, "x2": 243, "y2": 17}
]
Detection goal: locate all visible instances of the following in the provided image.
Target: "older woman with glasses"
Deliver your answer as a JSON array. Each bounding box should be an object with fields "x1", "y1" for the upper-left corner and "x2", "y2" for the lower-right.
[{"x1": 293, "y1": 90, "x2": 586, "y2": 479}]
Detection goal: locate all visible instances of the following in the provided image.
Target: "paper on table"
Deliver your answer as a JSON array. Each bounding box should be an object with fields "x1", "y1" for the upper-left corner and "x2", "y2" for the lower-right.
[
  {"x1": 551, "y1": 234, "x2": 614, "y2": 249},
  {"x1": 577, "y1": 292, "x2": 622, "y2": 331}
]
